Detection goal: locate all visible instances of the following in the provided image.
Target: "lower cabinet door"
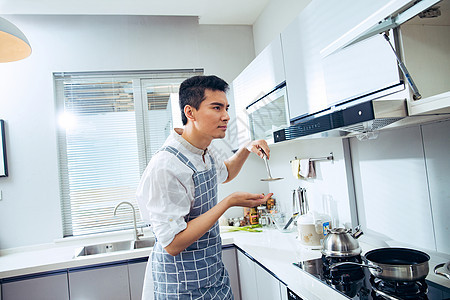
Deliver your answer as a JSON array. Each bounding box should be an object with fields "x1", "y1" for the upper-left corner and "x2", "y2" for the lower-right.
[
  {"x1": 237, "y1": 250, "x2": 258, "y2": 300},
  {"x1": 255, "y1": 263, "x2": 283, "y2": 300},
  {"x1": 222, "y1": 247, "x2": 241, "y2": 300},
  {"x1": 68, "y1": 263, "x2": 130, "y2": 300},
  {"x1": 2, "y1": 272, "x2": 69, "y2": 300},
  {"x1": 279, "y1": 282, "x2": 289, "y2": 300},
  {"x1": 128, "y1": 260, "x2": 151, "y2": 300}
]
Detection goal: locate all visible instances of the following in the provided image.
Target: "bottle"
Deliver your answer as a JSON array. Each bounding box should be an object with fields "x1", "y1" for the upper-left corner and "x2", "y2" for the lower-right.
[
  {"x1": 266, "y1": 196, "x2": 276, "y2": 211},
  {"x1": 249, "y1": 207, "x2": 259, "y2": 225}
]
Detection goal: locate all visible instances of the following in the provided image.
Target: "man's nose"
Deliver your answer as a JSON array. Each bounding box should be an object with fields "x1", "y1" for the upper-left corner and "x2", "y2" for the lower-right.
[{"x1": 222, "y1": 110, "x2": 230, "y2": 121}]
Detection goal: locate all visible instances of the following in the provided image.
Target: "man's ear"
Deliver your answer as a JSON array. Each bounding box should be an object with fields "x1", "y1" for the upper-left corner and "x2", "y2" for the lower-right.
[{"x1": 184, "y1": 105, "x2": 195, "y2": 122}]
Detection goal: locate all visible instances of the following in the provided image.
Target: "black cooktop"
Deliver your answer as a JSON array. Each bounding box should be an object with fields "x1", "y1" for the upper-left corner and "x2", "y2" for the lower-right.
[{"x1": 295, "y1": 258, "x2": 450, "y2": 300}]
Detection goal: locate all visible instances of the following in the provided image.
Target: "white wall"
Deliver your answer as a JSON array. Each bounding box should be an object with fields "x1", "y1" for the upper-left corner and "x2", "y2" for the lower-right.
[
  {"x1": 350, "y1": 119, "x2": 450, "y2": 253},
  {"x1": 0, "y1": 15, "x2": 255, "y2": 249},
  {"x1": 252, "y1": 0, "x2": 311, "y2": 54},
  {"x1": 263, "y1": 138, "x2": 353, "y2": 229}
]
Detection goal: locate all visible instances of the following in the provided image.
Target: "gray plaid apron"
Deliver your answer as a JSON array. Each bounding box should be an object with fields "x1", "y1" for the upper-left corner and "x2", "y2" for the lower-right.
[{"x1": 151, "y1": 146, "x2": 232, "y2": 300}]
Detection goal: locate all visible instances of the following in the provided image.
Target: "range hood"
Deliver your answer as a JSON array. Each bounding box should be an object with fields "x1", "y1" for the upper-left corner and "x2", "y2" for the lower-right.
[
  {"x1": 274, "y1": 97, "x2": 408, "y2": 142},
  {"x1": 275, "y1": 0, "x2": 450, "y2": 143}
]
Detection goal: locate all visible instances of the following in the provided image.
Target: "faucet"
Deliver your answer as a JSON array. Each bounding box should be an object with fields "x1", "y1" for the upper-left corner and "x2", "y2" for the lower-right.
[{"x1": 113, "y1": 201, "x2": 143, "y2": 241}]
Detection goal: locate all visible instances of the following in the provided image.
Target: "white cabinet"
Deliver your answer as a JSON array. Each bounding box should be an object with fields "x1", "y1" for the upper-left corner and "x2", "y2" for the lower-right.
[
  {"x1": 280, "y1": 16, "x2": 311, "y2": 123},
  {"x1": 237, "y1": 250, "x2": 258, "y2": 299},
  {"x1": 254, "y1": 263, "x2": 285, "y2": 300},
  {"x1": 319, "y1": 0, "x2": 415, "y2": 57},
  {"x1": 128, "y1": 259, "x2": 151, "y2": 300},
  {"x1": 68, "y1": 263, "x2": 130, "y2": 300},
  {"x1": 281, "y1": 0, "x2": 415, "y2": 123},
  {"x1": 233, "y1": 35, "x2": 285, "y2": 107},
  {"x1": 237, "y1": 249, "x2": 285, "y2": 300},
  {"x1": 222, "y1": 247, "x2": 241, "y2": 300},
  {"x1": 2, "y1": 272, "x2": 69, "y2": 300},
  {"x1": 233, "y1": 35, "x2": 285, "y2": 147},
  {"x1": 1, "y1": 259, "x2": 150, "y2": 300},
  {"x1": 279, "y1": 283, "x2": 288, "y2": 300}
]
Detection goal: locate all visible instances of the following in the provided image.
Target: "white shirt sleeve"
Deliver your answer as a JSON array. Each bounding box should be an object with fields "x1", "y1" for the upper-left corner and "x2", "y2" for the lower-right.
[{"x1": 136, "y1": 151, "x2": 193, "y2": 248}]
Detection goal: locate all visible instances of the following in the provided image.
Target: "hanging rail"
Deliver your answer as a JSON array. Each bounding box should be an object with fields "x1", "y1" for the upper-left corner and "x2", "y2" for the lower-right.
[{"x1": 290, "y1": 152, "x2": 334, "y2": 163}]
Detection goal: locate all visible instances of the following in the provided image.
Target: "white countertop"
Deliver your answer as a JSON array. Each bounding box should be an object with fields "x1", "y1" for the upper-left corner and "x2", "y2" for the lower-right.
[{"x1": 0, "y1": 228, "x2": 449, "y2": 299}]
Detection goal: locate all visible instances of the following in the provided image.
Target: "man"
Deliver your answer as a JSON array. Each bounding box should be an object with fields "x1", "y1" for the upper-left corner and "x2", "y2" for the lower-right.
[{"x1": 137, "y1": 75, "x2": 272, "y2": 299}]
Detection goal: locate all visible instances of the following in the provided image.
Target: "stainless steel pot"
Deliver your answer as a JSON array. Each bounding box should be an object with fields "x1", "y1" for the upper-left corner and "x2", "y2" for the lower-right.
[
  {"x1": 331, "y1": 247, "x2": 430, "y2": 282},
  {"x1": 321, "y1": 226, "x2": 363, "y2": 258},
  {"x1": 434, "y1": 261, "x2": 450, "y2": 279}
]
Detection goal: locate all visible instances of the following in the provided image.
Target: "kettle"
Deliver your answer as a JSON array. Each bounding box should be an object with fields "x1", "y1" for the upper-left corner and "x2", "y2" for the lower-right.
[{"x1": 321, "y1": 226, "x2": 363, "y2": 258}]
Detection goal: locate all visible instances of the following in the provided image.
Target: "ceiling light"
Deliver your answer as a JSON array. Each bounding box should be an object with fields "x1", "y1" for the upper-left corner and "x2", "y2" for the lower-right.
[{"x1": 0, "y1": 17, "x2": 31, "y2": 63}]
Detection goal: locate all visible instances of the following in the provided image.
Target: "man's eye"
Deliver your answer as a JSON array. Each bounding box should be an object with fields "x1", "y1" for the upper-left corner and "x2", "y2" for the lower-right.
[{"x1": 213, "y1": 107, "x2": 220, "y2": 110}]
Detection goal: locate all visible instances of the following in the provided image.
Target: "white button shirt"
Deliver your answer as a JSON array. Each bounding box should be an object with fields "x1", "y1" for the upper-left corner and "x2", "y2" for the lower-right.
[{"x1": 136, "y1": 129, "x2": 228, "y2": 248}]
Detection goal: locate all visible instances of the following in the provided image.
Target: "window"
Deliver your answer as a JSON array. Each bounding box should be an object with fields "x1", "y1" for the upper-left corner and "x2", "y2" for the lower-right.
[{"x1": 54, "y1": 69, "x2": 203, "y2": 237}]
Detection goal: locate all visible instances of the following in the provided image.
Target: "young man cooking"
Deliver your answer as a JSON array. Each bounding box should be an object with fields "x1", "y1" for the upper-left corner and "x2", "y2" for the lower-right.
[{"x1": 136, "y1": 75, "x2": 273, "y2": 299}]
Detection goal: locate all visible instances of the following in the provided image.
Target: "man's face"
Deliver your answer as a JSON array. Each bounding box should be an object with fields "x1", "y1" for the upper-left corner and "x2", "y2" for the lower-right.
[{"x1": 191, "y1": 89, "x2": 230, "y2": 139}]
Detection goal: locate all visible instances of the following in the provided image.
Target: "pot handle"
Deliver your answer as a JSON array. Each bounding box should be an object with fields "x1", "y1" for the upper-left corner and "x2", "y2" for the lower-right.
[
  {"x1": 372, "y1": 286, "x2": 403, "y2": 300},
  {"x1": 330, "y1": 261, "x2": 383, "y2": 273},
  {"x1": 434, "y1": 263, "x2": 450, "y2": 279}
]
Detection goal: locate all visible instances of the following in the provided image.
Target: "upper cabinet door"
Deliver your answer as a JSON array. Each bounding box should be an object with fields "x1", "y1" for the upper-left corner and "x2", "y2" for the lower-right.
[
  {"x1": 233, "y1": 35, "x2": 285, "y2": 147},
  {"x1": 233, "y1": 35, "x2": 285, "y2": 108},
  {"x1": 320, "y1": 0, "x2": 415, "y2": 57},
  {"x1": 281, "y1": 0, "x2": 414, "y2": 123}
]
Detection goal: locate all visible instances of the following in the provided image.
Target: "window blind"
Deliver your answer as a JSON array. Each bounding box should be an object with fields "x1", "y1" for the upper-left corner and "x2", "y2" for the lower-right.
[{"x1": 54, "y1": 69, "x2": 203, "y2": 237}]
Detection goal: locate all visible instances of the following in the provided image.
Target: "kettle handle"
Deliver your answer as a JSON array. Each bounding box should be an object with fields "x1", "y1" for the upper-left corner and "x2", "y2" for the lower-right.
[{"x1": 351, "y1": 225, "x2": 364, "y2": 239}]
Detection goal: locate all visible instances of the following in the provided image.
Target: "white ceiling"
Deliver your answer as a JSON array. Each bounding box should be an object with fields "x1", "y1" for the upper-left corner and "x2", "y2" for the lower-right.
[{"x1": 0, "y1": 0, "x2": 271, "y2": 25}]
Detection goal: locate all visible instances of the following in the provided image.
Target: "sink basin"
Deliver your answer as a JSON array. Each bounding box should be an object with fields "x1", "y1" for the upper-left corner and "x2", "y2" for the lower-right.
[
  {"x1": 74, "y1": 237, "x2": 155, "y2": 258},
  {"x1": 133, "y1": 238, "x2": 156, "y2": 249}
]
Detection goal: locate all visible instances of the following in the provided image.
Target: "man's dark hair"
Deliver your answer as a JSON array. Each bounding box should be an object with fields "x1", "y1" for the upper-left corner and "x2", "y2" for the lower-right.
[{"x1": 179, "y1": 75, "x2": 229, "y2": 125}]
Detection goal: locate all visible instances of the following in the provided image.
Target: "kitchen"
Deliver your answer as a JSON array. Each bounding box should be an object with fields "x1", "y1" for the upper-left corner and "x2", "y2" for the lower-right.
[{"x1": 0, "y1": 0, "x2": 449, "y2": 299}]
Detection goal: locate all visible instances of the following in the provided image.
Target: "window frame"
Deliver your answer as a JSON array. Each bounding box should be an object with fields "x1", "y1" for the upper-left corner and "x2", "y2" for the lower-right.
[{"x1": 54, "y1": 69, "x2": 203, "y2": 237}]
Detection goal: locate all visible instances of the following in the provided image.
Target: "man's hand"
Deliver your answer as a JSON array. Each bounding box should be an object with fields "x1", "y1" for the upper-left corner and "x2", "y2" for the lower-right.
[
  {"x1": 224, "y1": 139, "x2": 270, "y2": 183},
  {"x1": 225, "y1": 192, "x2": 273, "y2": 208},
  {"x1": 246, "y1": 140, "x2": 270, "y2": 159},
  {"x1": 165, "y1": 192, "x2": 273, "y2": 256}
]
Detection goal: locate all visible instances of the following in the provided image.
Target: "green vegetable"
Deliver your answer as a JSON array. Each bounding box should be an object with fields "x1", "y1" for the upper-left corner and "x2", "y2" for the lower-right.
[{"x1": 223, "y1": 224, "x2": 262, "y2": 232}]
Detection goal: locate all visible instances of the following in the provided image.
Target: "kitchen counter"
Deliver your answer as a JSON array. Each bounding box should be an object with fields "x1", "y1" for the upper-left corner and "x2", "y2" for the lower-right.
[{"x1": 0, "y1": 228, "x2": 449, "y2": 299}]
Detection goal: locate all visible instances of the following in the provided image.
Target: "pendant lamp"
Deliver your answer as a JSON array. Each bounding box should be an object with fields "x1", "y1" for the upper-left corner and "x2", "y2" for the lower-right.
[{"x1": 0, "y1": 17, "x2": 31, "y2": 63}]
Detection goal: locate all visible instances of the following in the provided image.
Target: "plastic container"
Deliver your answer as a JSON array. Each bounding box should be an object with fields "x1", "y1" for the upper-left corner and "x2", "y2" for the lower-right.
[{"x1": 297, "y1": 211, "x2": 331, "y2": 249}]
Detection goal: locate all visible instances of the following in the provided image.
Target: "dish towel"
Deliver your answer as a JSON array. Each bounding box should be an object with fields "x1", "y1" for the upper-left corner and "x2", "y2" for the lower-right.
[
  {"x1": 299, "y1": 159, "x2": 316, "y2": 179},
  {"x1": 290, "y1": 159, "x2": 301, "y2": 179}
]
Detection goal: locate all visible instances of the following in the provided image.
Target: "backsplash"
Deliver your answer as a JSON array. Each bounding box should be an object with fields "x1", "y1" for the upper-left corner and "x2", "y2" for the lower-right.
[
  {"x1": 350, "y1": 118, "x2": 450, "y2": 253},
  {"x1": 219, "y1": 118, "x2": 450, "y2": 255},
  {"x1": 245, "y1": 137, "x2": 354, "y2": 229}
]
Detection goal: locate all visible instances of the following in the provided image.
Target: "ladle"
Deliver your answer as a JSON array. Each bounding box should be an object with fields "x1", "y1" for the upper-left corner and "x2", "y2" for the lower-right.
[{"x1": 260, "y1": 149, "x2": 283, "y2": 182}]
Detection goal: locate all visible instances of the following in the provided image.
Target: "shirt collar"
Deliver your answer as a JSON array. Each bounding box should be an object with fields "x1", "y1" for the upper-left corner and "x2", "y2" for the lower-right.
[{"x1": 172, "y1": 128, "x2": 208, "y2": 156}]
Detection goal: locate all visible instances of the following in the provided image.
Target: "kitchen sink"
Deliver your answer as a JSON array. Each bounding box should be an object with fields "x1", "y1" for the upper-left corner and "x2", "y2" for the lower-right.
[
  {"x1": 74, "y1": 237, "x2": 155, "y2": 258},
  {"x1": 133, "y1": 238, "x2": 156, "y2": 249}
]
